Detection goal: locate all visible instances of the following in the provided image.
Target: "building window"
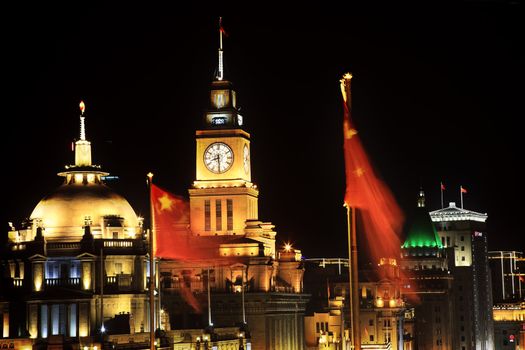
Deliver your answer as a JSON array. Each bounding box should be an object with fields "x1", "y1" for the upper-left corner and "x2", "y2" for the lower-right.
[
  {"x1": 205, "y1": 200, "x2": 210, "y2": 231},
  {"x1": 461, "y1": 246, "x2": 465, "y2": 251},
  {"x1": 316, "y1": 322, "x2": 320, "y2": 333},
  {"x1": 325, "y1": 322, "x2": 328, "y2": 332},
  {"x1": 441, "y1": 237, "x2": 445, "y2": 246},
  {"x1": 462, "y1": 256, "x2": 466, "y2": 261},
  {"x1": 215, "y1": 200, "x2": 222, "y2": 231},
  {"x1": 460, "y1": 235, "x2": 464, "y2": 241},
  {"x1": 113, "y1": 231, "x2": 118, "y2": 239},
  {"x1": 370, "y1": 335, "x2": 374, "y2": 341},
  {"x1": 369, "y1": 319, "x2": 374, "y2": 326},
  {"x1": 227, "y1": 199, "x2": 233, "y2": 230},
  {"x1": 40, "y1": 304, "x2": 48, "y2": 338},
  {"x1": 446, "y1": 237, "x2": 451, "y2": 246}
]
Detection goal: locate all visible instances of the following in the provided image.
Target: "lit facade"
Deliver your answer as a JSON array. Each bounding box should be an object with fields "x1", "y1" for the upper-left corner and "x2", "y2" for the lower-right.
[
  {"x1": 430, "y1": 202, "x2": 494, "y2": 350},
  {"x1": 493, "y1": 303, "x2": 525, "y2": 350},
  {"x1": 159, "y1": 75, "x2": 308, "y2": 350},
  {"x1": 0, "y1": 111, "x2": 152, "y2": 346}
]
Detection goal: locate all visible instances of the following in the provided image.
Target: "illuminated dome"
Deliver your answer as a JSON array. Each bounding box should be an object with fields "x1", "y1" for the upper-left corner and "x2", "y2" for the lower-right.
[
  {"x1": 31, "y1": 181, "x2": 139, "y2": 241},
  {"x1": 27, "y1": 101, "x2": 140, "y2": 241}
]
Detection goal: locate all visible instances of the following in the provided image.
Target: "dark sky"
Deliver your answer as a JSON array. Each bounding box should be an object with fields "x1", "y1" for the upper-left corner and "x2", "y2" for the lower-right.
[{"x1": 1, "y1": 4, "x2": 522, "y2": 258}]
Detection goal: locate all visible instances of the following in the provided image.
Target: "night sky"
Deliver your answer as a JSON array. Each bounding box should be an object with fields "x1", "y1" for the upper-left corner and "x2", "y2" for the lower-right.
[{"x1": 1, "y1": 5, "x2": 522, "y2": 258}]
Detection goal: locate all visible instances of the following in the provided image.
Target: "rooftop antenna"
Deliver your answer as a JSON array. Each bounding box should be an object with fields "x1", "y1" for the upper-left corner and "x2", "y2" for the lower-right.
[{"x1": 217, "y1": 17, "x2": 227, "y2": 81}]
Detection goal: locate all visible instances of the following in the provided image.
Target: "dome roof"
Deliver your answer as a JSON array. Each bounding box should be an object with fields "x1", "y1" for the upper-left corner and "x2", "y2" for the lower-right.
[
  {"x1": 402, "y1": 206, "x2": 443, "y2": 250},
  {"x1": 30, "y1": 182, "x2": 139, "y2": 241}
]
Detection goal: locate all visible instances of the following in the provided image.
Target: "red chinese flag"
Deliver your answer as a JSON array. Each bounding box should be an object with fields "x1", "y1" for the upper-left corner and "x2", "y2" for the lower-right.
[
  {"x1": 151, "y1": 184, "x2": 212, "y2": 260},
  {"x1": 219, "y1": 17, "x2": 228, "y2": 37},
  {"x1": 341, "y1": 75, "x2": 404, "y2": 263},
  {"x1": 461, "y1": 186, "x2": 467, "y2": 193},
  {"x1": 441, "y1": 182, "x2": 445, "y2": 191}
]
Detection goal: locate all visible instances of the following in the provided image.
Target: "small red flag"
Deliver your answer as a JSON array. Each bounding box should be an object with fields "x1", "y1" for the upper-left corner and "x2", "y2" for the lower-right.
[
  {"x1": 441, "y1": 182, "x2": 445, "y2": 191},
  {"x1": 519, "y1": 275, "x2": 525, "y2": 283},
  {"x1": 219, "y1": 17, "x2": 228, "y2": 37},
  {"x1": 461, "y1": 186, "x2": 467, "y2": 194}
]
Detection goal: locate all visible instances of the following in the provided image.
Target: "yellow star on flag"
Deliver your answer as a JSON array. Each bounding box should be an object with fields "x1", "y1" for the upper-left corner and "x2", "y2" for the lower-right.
[
  {"x1": 158, "y1": 194, "x2": 174, "y2": 212},
  {"x1": 354, "y1": 168, "x2": 365, "y2": 177},
  {"x1": 345, "y1": 128, "x2": 358, "y2": 140}
]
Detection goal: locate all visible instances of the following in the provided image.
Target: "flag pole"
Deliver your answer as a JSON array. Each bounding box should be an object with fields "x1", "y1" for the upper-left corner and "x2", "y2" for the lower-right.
[
  {"x1": 341, "y1": 73, "x2": 361, "y2": 350},
  {"x1": 440, "y1": 182, "x2": 444, "y2": 209},
  {"x1": 460, "y1": 186, "x2": 464, "y2": 209},
  {"x1": 147, "y1": 172, "x2": 156, "y2": 350},
  {"x1": 218, "y1": 17, "x2": 224, "y2": 81}
]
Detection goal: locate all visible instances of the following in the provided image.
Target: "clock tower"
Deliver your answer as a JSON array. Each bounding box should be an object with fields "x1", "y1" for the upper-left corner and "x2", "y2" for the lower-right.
[{"x1": 189, "y1": 71, "x2": 261, "y2": 241}]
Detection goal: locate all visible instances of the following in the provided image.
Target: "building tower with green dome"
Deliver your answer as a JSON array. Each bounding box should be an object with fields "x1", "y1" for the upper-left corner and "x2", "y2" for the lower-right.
[{"x1": 400, "y1": 189, "x2": 455, "y2": 350}]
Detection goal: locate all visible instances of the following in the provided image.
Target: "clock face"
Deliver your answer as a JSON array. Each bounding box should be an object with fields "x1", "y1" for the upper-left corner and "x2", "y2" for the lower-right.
[
  {"x1": 243, "y1": 144, "x2": 250, "y2": 174},
  {"x1": 204, "y1": 142, "x2": 234, "y2": 174}
]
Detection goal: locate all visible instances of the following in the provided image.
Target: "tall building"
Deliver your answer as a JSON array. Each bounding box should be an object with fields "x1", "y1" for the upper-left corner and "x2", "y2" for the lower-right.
[
  {"x1": 430, "y1": 202, "x2": 494, "y2": 350},
  {"x1": 400, "y1": 189, "x2": 454, "y2": 350},
  {"x1": 159, "y1": 49, "x2": 308, "y2": 350},
  {"x1": 0, "y1": 107, "x2": 151, "y2": 347}
]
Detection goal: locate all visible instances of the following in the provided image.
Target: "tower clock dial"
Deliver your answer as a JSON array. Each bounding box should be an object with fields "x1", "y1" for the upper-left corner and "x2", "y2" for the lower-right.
[
  {"x1": 243, "y1": 144, "x2": 250, "y2": 174},
  {"x1": 204, "y1": 142, "x2": 233, "y2": 174}
]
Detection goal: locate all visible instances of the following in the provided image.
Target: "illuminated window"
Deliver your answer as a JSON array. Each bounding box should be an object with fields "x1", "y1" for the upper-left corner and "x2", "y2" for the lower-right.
[
  {"x1": 227, "y1": 199, "x2": 233, "y2": 230},
  {"x1": 69, "y1": 304, "x2": 77, "y2": 337},
  {"x1": 205, "y1": 200, "x2": 211, "y2": 231},
  {"x1": 216, "y1": 200, "x2": 222, "y2": 231},
  {"x1": 40, "y1": 305, "x2": 48, "y2": 338}
]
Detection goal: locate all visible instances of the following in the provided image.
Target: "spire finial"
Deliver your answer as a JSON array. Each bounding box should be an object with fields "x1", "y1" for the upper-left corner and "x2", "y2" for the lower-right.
[
  {"x1": 417, "y1": 187, "x2": 426, "y2": 208},
  {"x1": 79, "y1": 100, "x2": 86, "y2": 141}
]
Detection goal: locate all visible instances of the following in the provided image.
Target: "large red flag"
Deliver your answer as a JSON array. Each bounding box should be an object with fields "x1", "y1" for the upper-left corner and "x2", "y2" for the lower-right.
[
  {"x1": 341, "y1": 74, "x2": 404, "y2": 263},
  {"x1": 151, "y1": 184, "x2": 217, "y2": 260}
]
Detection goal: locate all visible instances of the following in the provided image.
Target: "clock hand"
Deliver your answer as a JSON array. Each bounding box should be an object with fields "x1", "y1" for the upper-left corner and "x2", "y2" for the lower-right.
[{"x1": 216, "y1": 154, "x2": 221, "y2": 172}]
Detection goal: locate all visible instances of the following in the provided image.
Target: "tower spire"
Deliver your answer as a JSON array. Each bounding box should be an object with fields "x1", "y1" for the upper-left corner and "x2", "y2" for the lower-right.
[
  {"x1": 217, "y1": 17, "x2": 226, "y2": 81},
  {"x1": 79, "y1": 100, "x2": 86, "y2": 141},
  {"x1": 74, "y1": 100, "x2": 92, "y2": 166}
]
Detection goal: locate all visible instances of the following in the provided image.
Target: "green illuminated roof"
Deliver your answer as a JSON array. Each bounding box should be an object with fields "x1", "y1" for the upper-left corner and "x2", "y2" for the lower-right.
[{"x1": 402, "y1": 207, "x2": 443, "y2": 249}]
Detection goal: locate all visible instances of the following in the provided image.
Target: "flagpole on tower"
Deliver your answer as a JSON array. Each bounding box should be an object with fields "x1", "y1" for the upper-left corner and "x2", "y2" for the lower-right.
[
  {"x1": 440, "y1": 182, "x2": 445, "y2": 209},
  {"x1": 460, "y1": 185, "x2": 467, "y2": 209},
  {"x1": 217, "y1": 17, "x2": 224, "y2": 81},
  {"x1": 147, "y1": 172, "x2": 156, "y2": 350},
  {"x1": 341, "y1": 73, "x2": 361, "y2": 350}
]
